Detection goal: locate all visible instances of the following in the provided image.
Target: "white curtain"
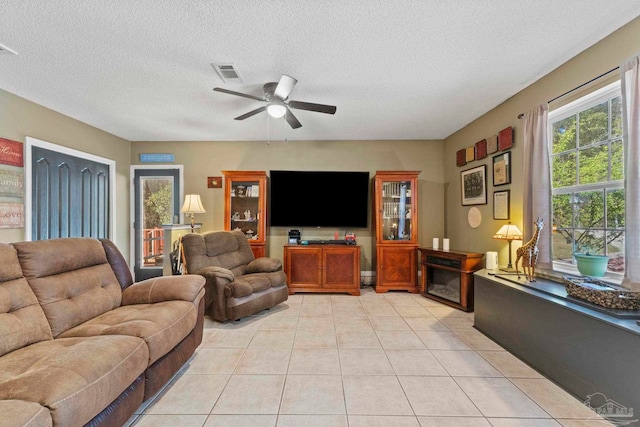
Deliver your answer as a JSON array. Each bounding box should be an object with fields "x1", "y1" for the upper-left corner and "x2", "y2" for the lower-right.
[
  {"x1": 522, "y1": 104, "x2": 552, "y2": 269},
  {"x1": 621, "y1": 55, "x2": 640, "y2": 291}
]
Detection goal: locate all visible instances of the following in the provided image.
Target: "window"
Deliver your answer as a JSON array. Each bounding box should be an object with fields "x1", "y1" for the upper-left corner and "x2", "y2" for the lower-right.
[{"x1": 548, "y1": 82, "x2": 624, "y2": 274}]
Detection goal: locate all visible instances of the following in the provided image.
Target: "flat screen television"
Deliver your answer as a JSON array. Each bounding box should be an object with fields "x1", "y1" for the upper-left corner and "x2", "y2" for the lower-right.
[{"x1": 269, "y1": 170, "x2": 370, "y2": 228}]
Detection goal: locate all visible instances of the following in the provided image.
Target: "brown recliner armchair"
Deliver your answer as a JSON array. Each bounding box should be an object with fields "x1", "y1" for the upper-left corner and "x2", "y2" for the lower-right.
[{"x1": 181, "y1": 230, "x2": 288, "y2": 321}]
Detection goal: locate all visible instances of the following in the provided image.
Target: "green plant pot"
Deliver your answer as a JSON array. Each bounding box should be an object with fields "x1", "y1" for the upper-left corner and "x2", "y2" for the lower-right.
[{"x1": 573, "y1": 253, "x2": 609, "y2": 277}]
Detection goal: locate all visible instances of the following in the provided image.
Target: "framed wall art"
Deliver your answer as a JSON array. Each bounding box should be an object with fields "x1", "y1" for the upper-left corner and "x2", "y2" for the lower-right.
[
  {"x1": 475, "y1": 139, "x2": 487, "y2": 160},
  {"x1": 498, "y1": 126, "x2": 513, "y2": 151},
  {"x1": 493, "y1": 190, "x2": 510, "y2": 220},
  {"x1": 487, "y1": 135, "x2": 498, "y2": 154},
  {"x1": 207, "y1": 176, "x2": 222, "y2": 188},
  {"x1": 461, "y1": 164, "x2": 487, "y2": 206},
  {"x1": 492, "y1": 151, "x2": 511, "y2": 186},
  {"x1": 465, "y1": 146, "x2": 475, "y2": 162}
]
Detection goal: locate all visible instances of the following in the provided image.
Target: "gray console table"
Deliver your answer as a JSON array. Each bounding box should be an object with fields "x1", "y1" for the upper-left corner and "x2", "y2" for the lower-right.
[{"x1": 474, "y1": 270, "x2": 640, "y2": 422}]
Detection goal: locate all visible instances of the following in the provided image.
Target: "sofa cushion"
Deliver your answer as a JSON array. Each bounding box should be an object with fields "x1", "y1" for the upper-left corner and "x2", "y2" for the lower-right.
[
  {"x1": 247, "y1": 257, "x2": 283, "y2": 273},
  {"x1": 225, "y1": 274, "x2": 272, "y2": 298},
  {"x1": 58, "y1": 300, "x2": 198, "y2": 365},
  {"x1": 13, "y1": 238, "x2": 123, "y2": 337},
  {"x1": 0, "y1": 400, "x2": 52, "y2": 427},
  {"x1": 264, "y1": 271, "x2": 288, "y2": 288},
  {"x1": 0, "y1": 244, "x2": 52, "y2": 357},
  {"x1": 0, "y1": 335, "x2": 148, "y2": 427}
]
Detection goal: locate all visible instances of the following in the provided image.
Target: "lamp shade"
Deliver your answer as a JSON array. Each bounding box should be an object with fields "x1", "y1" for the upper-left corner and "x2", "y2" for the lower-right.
[
  {"x1": 180, "y1": 194, "x2": 206, "y2": 214},
  {"x1": 493, "y1": 223, "x2": 523, "y2": 241}
]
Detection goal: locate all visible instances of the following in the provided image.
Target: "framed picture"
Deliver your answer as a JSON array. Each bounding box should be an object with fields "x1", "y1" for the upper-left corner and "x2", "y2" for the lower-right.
[
  {"x1": 456, "y1": 148, "x2": 467, "y2": 166},
  {"x1": 475, "y1": 139, "x2": 487, "y2": 160},
  {"x1": 461, "y1": 165, "x2": 487, "y2": 206},
  {"x1": 487, "y1": 135, "x2": 498, "y2": 154},
  {"x1": 493, "y1": 190, "x2": 510, "y2": 220},
  {"x1": 207, "y1": 176, "x2": 222, "y2": 188},
  {"x1": 498, "y1": 126, "x2": 513, "y2": 150},
  {"x1": 493, "y1": 151, "x2": 511, "y2": 186},
  {"x1": 465, "y1": 146, "x2": 475, "y2": 162}
]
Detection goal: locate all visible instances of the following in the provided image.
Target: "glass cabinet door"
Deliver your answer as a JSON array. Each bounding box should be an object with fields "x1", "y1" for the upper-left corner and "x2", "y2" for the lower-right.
[
  {"x1": 229, "y1": 179, "x2": 261, "y2": 241},
  {"x1": 380, "y1": 180, "x2": 414, "y2": 242},
  {"x1": 222, "y1": 171, "x2": 267, "y2": 253}
]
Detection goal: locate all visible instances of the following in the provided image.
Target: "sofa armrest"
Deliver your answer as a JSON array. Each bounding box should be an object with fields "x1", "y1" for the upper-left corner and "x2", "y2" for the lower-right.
[
  {"x1": 121, "y1": 275, "x2": 206, "y2": 305},
  {"x1": 247, "y1": 257, "x2": 282, "y2": 273},
  {"x1": 193, "y1": 266, "x2": 237, "y2": 322},
  {"x1": 196, "y1": 266, "x2": 235, "y2": 282}
]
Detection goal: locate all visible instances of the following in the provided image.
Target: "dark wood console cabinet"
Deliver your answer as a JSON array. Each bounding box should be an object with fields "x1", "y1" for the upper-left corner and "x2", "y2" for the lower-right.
[
  {"x1": 419, "y1": 248, "x2": 484, "y2": 311},
  {"x1": 284, "y1": 245, "x2": 361, "y2": 296},
  {"x1": 474, "y1": 271, "x2": 640, "y2": 418}
]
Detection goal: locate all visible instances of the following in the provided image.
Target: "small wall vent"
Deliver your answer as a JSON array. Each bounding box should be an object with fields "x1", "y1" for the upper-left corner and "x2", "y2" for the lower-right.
[
  {"x1": 0, "y1": 43, "x2": 17, "y2": 56},
  {"x1": 212, "y1": 63, "x2": 244, "y2": 84}
]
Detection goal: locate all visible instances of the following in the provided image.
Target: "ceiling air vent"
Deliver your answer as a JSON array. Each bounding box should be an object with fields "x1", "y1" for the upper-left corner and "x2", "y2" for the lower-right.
[
  {"x1": 0, "y1": 43, "x2": 17, "y2": 55},
  {"x1": 212, "y1": 63, "x2": 244, "y2": 84}
]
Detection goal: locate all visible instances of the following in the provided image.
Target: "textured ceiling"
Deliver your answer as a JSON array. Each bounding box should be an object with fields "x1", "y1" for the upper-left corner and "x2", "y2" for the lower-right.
[{"x1": 1, "y1": 1, "x2": 639, "y2": 142}]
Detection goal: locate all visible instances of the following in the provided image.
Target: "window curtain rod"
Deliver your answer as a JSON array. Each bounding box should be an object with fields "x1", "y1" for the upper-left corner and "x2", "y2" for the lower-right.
[{"x1": 517, "y1": 66, "x2": 619, "y2": 119}]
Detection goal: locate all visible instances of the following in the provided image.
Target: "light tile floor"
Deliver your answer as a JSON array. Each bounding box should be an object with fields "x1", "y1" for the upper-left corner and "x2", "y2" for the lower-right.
[{"x1": 128, "y1": 287, "x2": 613, "y2": 427}]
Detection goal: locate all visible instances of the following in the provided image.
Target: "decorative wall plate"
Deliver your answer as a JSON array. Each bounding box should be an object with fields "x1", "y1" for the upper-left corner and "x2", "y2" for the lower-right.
[{"x1": 467, "y1": 207, "x2": 481, "y2": 228}]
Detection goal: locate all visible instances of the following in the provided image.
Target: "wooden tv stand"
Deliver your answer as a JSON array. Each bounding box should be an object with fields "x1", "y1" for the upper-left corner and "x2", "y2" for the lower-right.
[{"x1": 284, "y1": 244, "x2": 361, "y2": 295}]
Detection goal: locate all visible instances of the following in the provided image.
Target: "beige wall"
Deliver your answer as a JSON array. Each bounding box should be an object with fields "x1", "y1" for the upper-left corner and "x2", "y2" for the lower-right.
[
  {"x1": 131, "y1": 139, "x2": 446, "y2": 269},
  {"x1": 5, "y1": 14, "x2": 639, "y2": 273},
  {"x1": 0, "y1": 88, "x2": 132, "y2": 253},
  {"x1": 444, "y1": 16, "x2": 640, "y2": 266}
]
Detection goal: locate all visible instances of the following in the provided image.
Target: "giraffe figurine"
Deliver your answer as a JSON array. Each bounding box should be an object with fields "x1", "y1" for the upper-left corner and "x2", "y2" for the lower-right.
[{"x1": 515, "y1": 218, "x2": 544, "y2": 281}]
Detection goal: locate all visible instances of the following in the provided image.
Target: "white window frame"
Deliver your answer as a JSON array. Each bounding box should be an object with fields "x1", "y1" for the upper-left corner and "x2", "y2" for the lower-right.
[{"x1": 548, "y1": 81, "x2": 624, "y2": 281}]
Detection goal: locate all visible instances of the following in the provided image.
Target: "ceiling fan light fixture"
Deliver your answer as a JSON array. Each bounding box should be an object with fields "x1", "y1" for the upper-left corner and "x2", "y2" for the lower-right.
[
  {"x1": 267, "y1": 103, "x2": 287, "y2": 118},
  {"x1": 214, "y1": 74, "x2": 336, "y2": 128}
]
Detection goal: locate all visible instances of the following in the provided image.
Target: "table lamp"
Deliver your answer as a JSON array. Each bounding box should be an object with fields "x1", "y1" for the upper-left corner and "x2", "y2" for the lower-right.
[
  {"x1": 181, "y1": 194, "x2": 206, "y2": 233},
  {"x1": 492, "y1": 222, "x2": 523, "y2": 271}
]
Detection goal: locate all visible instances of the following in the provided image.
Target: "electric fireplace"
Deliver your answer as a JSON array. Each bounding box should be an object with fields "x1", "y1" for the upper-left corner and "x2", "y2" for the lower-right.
[{"x1": 419, "y1": 248, "x2": 484, "y2": 311}]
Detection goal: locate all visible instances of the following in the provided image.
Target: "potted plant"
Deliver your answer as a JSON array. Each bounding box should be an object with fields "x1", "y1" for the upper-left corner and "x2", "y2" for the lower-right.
[
  {"x1": 573, "y1": 253, "x2": 609, "y2": 277},
  {"x1": 573, "y1": 239, "x2": 610, "y2": 277}
]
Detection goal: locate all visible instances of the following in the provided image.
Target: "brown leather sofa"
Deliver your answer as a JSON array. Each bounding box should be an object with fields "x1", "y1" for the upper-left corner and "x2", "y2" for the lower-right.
[
  {"x1": 181, "y1": 230, "x2": 288, "y2": 322},
  {"x1": 0, "y1": 237, "x2": 206, "y2": 427}
]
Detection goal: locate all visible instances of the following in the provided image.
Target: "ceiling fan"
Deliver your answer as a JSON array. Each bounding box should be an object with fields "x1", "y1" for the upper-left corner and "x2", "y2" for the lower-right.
[{"x1": 213, "y1": 75, "x2": 336, "y2": 129}]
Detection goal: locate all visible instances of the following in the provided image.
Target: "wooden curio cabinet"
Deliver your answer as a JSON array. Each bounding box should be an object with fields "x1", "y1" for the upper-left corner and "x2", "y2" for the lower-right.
[
  {"x1": 374, "y1": 171, "x2": 420, "y2": 293},
  {"x1": 222, "y1": 171, "x2": 267, "y2": 258}
]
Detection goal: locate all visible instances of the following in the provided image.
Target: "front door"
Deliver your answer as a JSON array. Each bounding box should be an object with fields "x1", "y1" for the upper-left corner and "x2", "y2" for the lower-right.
[{"x1": 133, "y1": 167, "x2": 181, "y2": 281}]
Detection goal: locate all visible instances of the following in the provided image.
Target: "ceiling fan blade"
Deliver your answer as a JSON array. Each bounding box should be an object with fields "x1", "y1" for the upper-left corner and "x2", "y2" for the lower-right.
[
  {"x1": 234, "y1": 106, "x2": 267, "y2": 120},
  {"x1": 288, "y1": 100, "x2": 337, "y2": 115},
  {"x1": 285, "y1": 109, "x2": 302, "y2": 129},
  {"x1": 213, "y1": 87, "x2": 265, "y2": 102},
  {"x1": 274, "y1": 75, "x2": 297, "y2": 100}
]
